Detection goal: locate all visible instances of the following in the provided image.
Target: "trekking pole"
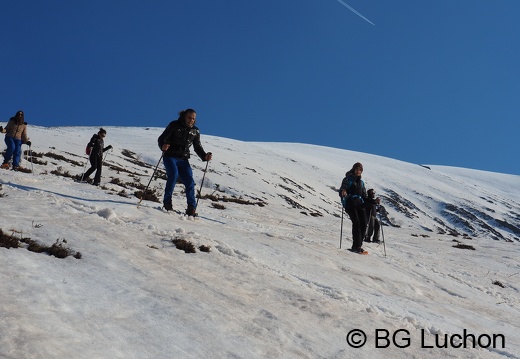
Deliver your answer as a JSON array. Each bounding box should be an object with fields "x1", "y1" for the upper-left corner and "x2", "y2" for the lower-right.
[
  {"x1": 195, "y1": 160, "x2": 210, "y2": 210},
  {"x1": 102, "y1": 148, "x2": 111, "y2": 165},
  {"x1": 339, "y1": 202, "x2": 344, "y2": 249},
  {"x1": 378, "y1": 209, "x2": 387, "y2": 257},
  {"x1": 137, "y1": 152, "x2": 164, "y2": 208},
  {"x1": 29, "y1": 145, "x2": 34, "y2": 174}
]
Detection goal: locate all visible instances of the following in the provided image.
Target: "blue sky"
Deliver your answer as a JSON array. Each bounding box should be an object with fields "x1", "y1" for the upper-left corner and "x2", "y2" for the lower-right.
[{"x1": 2, "y1": 0, "x2": 519, "y2": 175}]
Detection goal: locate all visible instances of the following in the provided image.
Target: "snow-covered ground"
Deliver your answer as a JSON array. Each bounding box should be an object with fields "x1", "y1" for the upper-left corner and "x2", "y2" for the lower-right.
[{"x1": 1, "y1": 126, "x2": 519, "y2": 359}]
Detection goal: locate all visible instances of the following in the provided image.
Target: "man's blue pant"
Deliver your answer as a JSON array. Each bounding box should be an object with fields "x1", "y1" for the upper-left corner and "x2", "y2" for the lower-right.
[
  {"x1": 4, "y1": 136, "x2": 22, "y2": 167},
  {"x1": 162, "y1": 156, "x2": 196, "y2": 209}
]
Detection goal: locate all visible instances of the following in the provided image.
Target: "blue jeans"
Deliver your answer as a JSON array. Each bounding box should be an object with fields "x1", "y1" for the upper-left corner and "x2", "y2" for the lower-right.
[
  {"x1": 4, "y1": 136, "x2": 23, "y2": 167},
  {"x1": 162, "y1": 156, "x2": 196, "y2": 208}
]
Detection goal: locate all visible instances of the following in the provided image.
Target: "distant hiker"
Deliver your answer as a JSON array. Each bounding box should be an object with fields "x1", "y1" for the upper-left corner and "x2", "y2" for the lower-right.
[
  {"x1": 364, "y1": 189, "x2": 381, "y2": 243},
  {"x1": 82, "y1": 128, "x2": 112, "y2": 186},
  {"x1": 339, "y1": 162, "x2": 367, "y2": 253},
  {"x1": 1, "y1": 110, "x2": 31, "y2": 170},
  {"x1": 158, "y1": 109, "x2": 212, "y2": 215}
]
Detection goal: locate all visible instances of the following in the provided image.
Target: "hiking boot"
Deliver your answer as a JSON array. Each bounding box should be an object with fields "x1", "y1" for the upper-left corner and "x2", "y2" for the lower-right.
[
  {"x1": 163, "y1": 202, "x2": 173, "y2": 211},
  {"x1": 186, "y1": 206, "x2": 197, "y2": 216},
  {"x1": 1, "y1": 163, "x2": 9, "y2": 169},
  {"x1": 364, "y1": 238, "x2": 372, "y2": 243}
]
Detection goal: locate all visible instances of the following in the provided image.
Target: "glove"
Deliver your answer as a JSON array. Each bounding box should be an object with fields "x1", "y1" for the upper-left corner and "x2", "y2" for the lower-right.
[
  {"x1": 107, "y1": 145, "x2": 113, "y2": 150},
  {"x1": 0, "y1": 126, "x2": 3, "y2": 132},
  {"x1": 26, "y1": 141, "x2": 32, "y2": 147},
  {"x1": 205, "y1": 152, "x2": 212, "y2": 161}
]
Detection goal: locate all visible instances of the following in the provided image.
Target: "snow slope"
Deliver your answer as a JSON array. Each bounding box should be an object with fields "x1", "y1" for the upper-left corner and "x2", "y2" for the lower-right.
[{"x1": 1, "y1": 126, "x2": 519, "y2": 359}]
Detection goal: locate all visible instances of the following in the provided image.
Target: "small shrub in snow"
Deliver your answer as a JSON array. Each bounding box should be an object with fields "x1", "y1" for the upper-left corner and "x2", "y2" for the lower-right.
[
  {"x1": 492, "y1": 280, "x2": 505, "y2": 288},
  {"x1": 15, "y1": 167, "x2": 32, "y2": 174},
  {"x1": 44, "y1": 152, "x2": 83, "y2": 166},
  {"x1": 117, "y1": 189, "x2": 130, "y2": 198},
  {"x1": 201, "y1": 193, "x2": 266, "y2": 206},
  {"x1": 0, "y1": 229, "x2": 20, "y2": 249},
  {"x1": 0, "y1": 229, "x2": 81, "y2": 259},
  {"x1": 134, "y1": 187, "x2": 161, "y2": 203},
  {"x1": 199, "y1": 245, "x2": 211, "y2": 253},
  {"x1": 51, "y1": 167, "x2": 74, "y2": 179},
  {"x1": 110, "y1": 177, "x2": 126, "y2": 187},
  {"x1": 172, "y1": 237, "x2": 196, "y2": 253},
  {"x1": 452, "y1": 243, "x2": 475, "y2": 250}
]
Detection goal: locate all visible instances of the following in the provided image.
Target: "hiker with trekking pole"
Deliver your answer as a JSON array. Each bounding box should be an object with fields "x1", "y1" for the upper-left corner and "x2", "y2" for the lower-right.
[
  {"x1": 364, "y1": 188, "x2": 381, "y2": 243},
  {"x1": 1, "y1": 110, "x2": 31, "y2": 171},
  {"x1": 157, "y1": 109, "x2": 212, "y2": 216},
  {"x1": 339, "y1": 162, "x2": 368, "y2": 254},
  {"x1": 82, "y1": 128, "x2": 112, "y2": 186}
]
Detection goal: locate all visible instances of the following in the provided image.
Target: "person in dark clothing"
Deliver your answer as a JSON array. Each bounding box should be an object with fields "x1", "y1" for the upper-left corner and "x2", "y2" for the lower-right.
[
  {"x1": 82, "y1": 128, "x2": 112, "y2": 186},
  {"x1": 364, "y1": 188, "x2": 381, "y2": 243},
  {"x1": 339, "y1": 162, "x2": 368, "y2": 253},
  {"x1": 157, "y1": 109, "x2": 212, "y2": 215},
  {"x1": 1, "y1": 111, "x2": 31, "y2": 170}
]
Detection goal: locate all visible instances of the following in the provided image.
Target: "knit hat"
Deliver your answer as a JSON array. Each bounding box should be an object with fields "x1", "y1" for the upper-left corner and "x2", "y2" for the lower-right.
[{"x1": 352, "y1": 162, "x2": 363, "y2": 171}]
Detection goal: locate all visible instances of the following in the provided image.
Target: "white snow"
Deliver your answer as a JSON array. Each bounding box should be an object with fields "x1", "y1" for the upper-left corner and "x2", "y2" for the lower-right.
[{"x1": 1, "y1": 126, "x2": 519, "y2": 359}]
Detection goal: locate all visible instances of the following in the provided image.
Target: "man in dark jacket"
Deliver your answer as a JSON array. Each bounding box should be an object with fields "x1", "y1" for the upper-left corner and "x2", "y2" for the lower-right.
[
  {"x1": 364, "y1": 189, "x2": 381, "y2": 243},
  {"x1": 339, "y1": 162, "x2": 367, "y2": 253},
  {"x1": 82, "y1": 128, "x2": 112, "y2": 185},
  {"x1": 158, "y1": 109, "x2": 212, "y2": 215}
]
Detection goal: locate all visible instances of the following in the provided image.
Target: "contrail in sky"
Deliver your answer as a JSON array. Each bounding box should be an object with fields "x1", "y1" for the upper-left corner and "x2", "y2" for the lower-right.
[{"x1": 335, "y1": 0, "x2": 375, "y2": 26}]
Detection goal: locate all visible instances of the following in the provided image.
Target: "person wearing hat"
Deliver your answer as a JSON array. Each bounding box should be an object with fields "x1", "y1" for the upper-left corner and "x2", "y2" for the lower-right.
[
  {"x1": 1, "y1": 110, "x2": 31, "y2": 170},
  {"x1": 364, "y1": 188, "x2": 381, "y2": 243},
  {"x1": 339, "y1": 162, "x2": 368, "y2": 253}
]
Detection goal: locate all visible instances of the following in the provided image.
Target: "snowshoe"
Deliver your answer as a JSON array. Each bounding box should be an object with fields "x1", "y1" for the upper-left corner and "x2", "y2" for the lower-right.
[
  {"x1": 348, "y1": 248, "x2": 369, "y2": 255},
  {"x1": 185, "y1": 206, "x2": 198, "y2": 217}
]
